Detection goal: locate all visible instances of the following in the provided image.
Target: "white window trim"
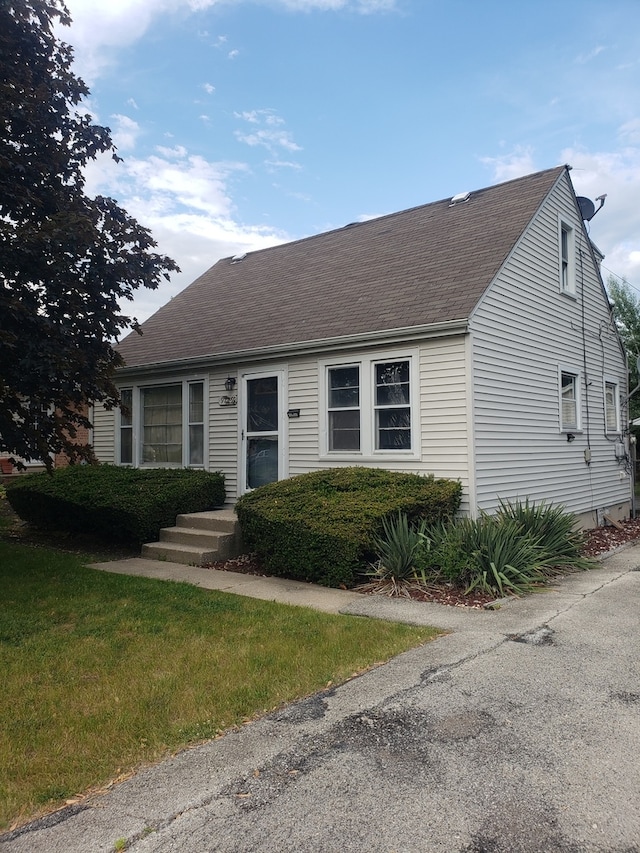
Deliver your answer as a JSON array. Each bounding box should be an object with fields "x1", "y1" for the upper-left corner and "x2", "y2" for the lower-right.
[
  {"x1": 116, "y1": 376, "x2": 209, "y2": 468},
  {"x1": 319, "y1": 348, "x2": 420, "y2": 461},
  {"x1": 603, "y1": 377, "x2": 621, "y2": 435},
  {"x1": 559, "y1": 217, "x2": 576, "y2": 297},
  {"x1": 558, "y1": 367, "x2": 582, "y2": 433}
]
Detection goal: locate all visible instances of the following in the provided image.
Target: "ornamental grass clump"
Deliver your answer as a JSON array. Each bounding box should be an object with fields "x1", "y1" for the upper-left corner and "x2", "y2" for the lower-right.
[
  {"x1": 414, "y1": 500, "x2": 594, "y2": 599},
  {"x1": 495, "y1": 497, "x2": 592, "y2": 573},
  {"x1": 359, "y1": 513, "x2": 432, "y2": 597}
]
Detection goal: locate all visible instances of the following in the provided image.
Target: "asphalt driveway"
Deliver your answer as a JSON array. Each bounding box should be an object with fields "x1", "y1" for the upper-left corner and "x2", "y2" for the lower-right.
[{"x1": 2, "y1": 546, "x2": 639, "y2": 853}]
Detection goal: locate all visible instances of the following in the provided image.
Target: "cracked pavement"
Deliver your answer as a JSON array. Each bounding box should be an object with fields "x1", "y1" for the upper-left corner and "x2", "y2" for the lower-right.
[{"x1": 2, "y1": 547, "x2": 639, "y2": 853}]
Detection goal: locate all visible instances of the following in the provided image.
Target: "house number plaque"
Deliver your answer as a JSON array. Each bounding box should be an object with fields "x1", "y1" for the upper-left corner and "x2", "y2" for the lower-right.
[{"x1": 220, "y1": 395, "x2": 237, "y2": 407}]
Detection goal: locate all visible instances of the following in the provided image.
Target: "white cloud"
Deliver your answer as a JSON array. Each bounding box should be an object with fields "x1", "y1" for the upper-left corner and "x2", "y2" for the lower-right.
[
  {"x1": 575, "y1": 45, "x2": 606, "y2": 65},
  {"x1": 478, "y1": 141, "x2": 640, "y2": 294},
  {"x1": 110, "y1": 114, "x2": 141, "y2": 152},
  {"x1": 479, "y1": 146, "x2": 537, "y2": 183},
  {"x1": 234, "y1": 109, "x2": 302, "y2": 154},
  {"x1": 203, "y1": 82, "x2": 215, "y2": 94},
  {"x1": 62, "y1": 0, "x2": 398, "y2": 82},
  {"x1": 563, "y1": 144, "x2": 640, "y2": 289},
  {"x1": 82, "y1": 143, "x2": 289, "y2": 322}
]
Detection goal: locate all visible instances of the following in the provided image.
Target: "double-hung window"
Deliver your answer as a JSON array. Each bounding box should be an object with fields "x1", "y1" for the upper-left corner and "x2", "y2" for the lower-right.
[
  {"x1": 328, "y1": 366, "x2": 360, "y2": 451},
  {"x1": 560, "y1": 370, "x2": 580, "y2": 431},
  {"x1": 604, "y1": 380, "x2": 620, "y2": 434},
  {"x1": 374, "y1": 360, "x2": 411, "y2": 449},
  {"x1": 559, "y1": 221, "x2": 575, "y2": 295},
  {"x1": 119, "y1": 388, "x2": 133, "y2": 464},
  {"x1": 323, "y1": 351, "x2": 417, "y2": 457},
  {"x1": 117, "y1": 379, "x2": 206, "y2": 467}
]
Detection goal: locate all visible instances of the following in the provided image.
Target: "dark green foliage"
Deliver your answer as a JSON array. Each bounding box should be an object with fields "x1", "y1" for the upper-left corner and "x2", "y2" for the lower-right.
[
  {"x1": 235, "y1": 467, "x2": 461, "y2": 587},
  {"x1": 415, "y1": 499, "x2": 594, "y2": 597},
  {"x1": 369, "y1": 513, "x2": 429, "y2": 581},
  {"x1": 495, "y1": 497, "x2": 591, "y2": 573},
  {"x1": 607, "y1": 276, "x2": 640, "y2": 420},
  {"x1": 0, "y1": 0, "x2": 178, "y2": 466},
  {"x1": 5, "y1": 465, "x2": 225, "y2": 544}
]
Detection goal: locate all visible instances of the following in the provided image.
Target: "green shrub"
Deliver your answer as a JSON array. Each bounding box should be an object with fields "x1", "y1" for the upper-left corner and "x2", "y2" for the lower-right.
[
  {"x1": 235, "y1": 467, "x2": 461, "y2": 588},
  {"x1": 495, "y1": 497, "x2": 591, "y2": 573},
  {"x1": 369, "y1": 513, "x2": 430, "y2": 581},
  {"x1": 415, "y1": 499, "x2": 593, "y2": 598},
  {"x1": 5, "y1": 465, "x2": 225, "y2": 545}
]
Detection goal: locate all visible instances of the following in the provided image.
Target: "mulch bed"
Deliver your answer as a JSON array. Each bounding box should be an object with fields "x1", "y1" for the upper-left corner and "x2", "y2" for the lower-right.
[{"x1": 203, "y1": 516, "x2": 640, "y2": 610}]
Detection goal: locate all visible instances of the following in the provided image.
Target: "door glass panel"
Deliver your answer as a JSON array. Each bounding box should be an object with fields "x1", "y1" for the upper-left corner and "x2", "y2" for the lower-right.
[
  {"x1": 247, "y1": 437, "x2": 278, "y2": 489},
  {"x1": 246, "y1": 375, "x2": 279, "y2": 489},
  {"x1": 247, "y1": 377, "x2": 278, "y2": 432}
]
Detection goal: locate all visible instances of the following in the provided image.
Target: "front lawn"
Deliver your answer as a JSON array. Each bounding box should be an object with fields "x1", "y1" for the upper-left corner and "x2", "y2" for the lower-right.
[{"x1": 0, "y1": 541, "x2": 438, "y2": 832}]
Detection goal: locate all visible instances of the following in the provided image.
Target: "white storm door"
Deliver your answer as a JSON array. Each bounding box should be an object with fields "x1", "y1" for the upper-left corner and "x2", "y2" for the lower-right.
[{"x1": 241, "y1": 371, "x2": 286, "y2": 492}]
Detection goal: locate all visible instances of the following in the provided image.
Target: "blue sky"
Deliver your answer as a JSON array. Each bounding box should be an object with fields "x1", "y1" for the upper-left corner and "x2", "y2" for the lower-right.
[{"x1": 62, "y1": 0, "x2": 640, "y2": 324}]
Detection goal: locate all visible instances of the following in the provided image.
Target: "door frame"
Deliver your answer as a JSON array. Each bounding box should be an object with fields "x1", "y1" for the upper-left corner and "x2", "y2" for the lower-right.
[{"x1": 238, "y1": 368, "x2": 288, "y2": 494}]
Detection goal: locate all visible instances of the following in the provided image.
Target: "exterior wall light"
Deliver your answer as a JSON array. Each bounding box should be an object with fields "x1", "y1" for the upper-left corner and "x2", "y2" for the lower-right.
[
  {"x1": 224, "y1": 377, "x2": 237, "y2": 391},
  {"x1": 567, "y1": 433, "x2": 576, "y2": 443}
]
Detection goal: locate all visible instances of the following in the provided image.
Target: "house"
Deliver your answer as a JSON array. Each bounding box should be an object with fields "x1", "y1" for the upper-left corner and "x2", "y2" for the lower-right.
[{"x1": 92, "y1": 165, "x2": 630, "y2": 528}]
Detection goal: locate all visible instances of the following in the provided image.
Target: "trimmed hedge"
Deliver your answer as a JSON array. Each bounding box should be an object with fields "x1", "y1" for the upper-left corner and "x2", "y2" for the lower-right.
[
  {"x1": 235, "y1": 467, "x2": 461, "y2": 588},
  {"x1": 5, "y1": 465, "x2": 225, "y2": 545}
]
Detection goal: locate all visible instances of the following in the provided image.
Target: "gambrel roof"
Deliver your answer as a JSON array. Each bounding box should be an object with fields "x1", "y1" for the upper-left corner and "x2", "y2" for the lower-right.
[{"x1": 117, "y1": 165, "x2": 568, "y2": 369}]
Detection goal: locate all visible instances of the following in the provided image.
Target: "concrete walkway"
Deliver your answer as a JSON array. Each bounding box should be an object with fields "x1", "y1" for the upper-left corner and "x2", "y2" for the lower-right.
[{"x1": 3, "y1": 546, "x2": 640, "y2": 852}]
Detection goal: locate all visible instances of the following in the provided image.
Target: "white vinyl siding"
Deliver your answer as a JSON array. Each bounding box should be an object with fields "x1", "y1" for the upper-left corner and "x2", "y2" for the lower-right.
[{"x1": 470, "y1": 173, "x2": 629, "y2": 520}]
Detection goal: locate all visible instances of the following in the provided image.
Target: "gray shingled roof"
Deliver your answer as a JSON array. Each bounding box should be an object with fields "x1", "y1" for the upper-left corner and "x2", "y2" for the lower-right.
[{"x1": 117, "y1": 166, "x2": 567, "y2": 369}]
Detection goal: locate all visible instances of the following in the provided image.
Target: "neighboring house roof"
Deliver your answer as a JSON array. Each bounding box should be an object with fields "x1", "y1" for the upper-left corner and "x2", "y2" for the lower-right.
[{"x1": 117, "y1": 165, "x2": 568, "y2": 369}]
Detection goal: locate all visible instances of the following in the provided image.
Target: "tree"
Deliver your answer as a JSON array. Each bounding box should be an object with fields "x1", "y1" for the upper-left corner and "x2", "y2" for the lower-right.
[
  {"x1": 0, "y1": 0, "x2": 178, "y2": 467},
  {"x1": 607, "y1": 275, "x2": 640, "y2": 421}
]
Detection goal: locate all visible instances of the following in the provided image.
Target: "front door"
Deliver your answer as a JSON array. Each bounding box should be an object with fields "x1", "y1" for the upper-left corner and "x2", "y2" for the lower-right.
[{"x1": 241, "y1": 372, "x2": 284, "y2": 491}]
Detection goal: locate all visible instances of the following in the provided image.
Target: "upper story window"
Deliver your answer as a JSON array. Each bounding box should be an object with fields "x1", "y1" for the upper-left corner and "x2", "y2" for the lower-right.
[
  {"x1": 560, "y1": 370, "x2": 580, "y2": 431},
  {"x1": 322, "y1": 350, "x2": 418, "y2": 458},
  {"x1": 604, "y1": 380, "x2": 620, "y2": 434},
  {"x1": 560, "y1": 221, "x2": 575, "y2": 295}
]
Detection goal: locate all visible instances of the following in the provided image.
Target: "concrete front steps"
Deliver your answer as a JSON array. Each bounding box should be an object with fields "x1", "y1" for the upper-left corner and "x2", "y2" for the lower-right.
[{"x1": 141, "y1": 509, "x2": 242, "y2": 566}]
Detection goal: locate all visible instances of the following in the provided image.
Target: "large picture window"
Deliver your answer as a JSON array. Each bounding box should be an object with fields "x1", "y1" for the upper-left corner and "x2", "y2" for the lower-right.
[
  {"x1": 117, "y1": 379, "x2": 206, "y2": 467},
  {"x1": 142, "y1": 384, "x2": 182, "y2": 463},
  {"x1": 323, "y1": 352, "x2": 417, "y2": 457}
]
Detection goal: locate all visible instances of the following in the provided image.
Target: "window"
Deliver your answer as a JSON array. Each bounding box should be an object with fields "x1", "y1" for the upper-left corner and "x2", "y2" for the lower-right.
[
  {"x1": 604, "y1": 381, "x2": 620, "y2": 434},
  {"x1": 560, "y1": 371, "x2": 580, "y2": 431},
  {"x1": 117, "y1": 379, "x2": 206, "y2": 467},
  {"x1": 142, "y1": 384, "x2": 183, "y2": 463},
  {"x1": 374, "y1": 361, "x2": 411, "y2": 449},
  {"x1": 560, "y1": 222, "x2": 575, "y2": 295},
  {"x1": 189, "y1": 382, "x2": 204, "y2": 465},
  {"x1": 323, "y1": 352, "x2": 417, "y2": 457},
  {"x1": 328, "y1": 366, "x2": 360, "y2": 450},
  {"x1": 119, "y1": 388, "x2": 133, "y2": 464}
]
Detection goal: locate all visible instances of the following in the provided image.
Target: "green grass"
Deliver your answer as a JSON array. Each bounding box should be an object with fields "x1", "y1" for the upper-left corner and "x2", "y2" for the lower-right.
[{"x1": 0, "y1": 541, "x2": 439, "y2": 831}]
